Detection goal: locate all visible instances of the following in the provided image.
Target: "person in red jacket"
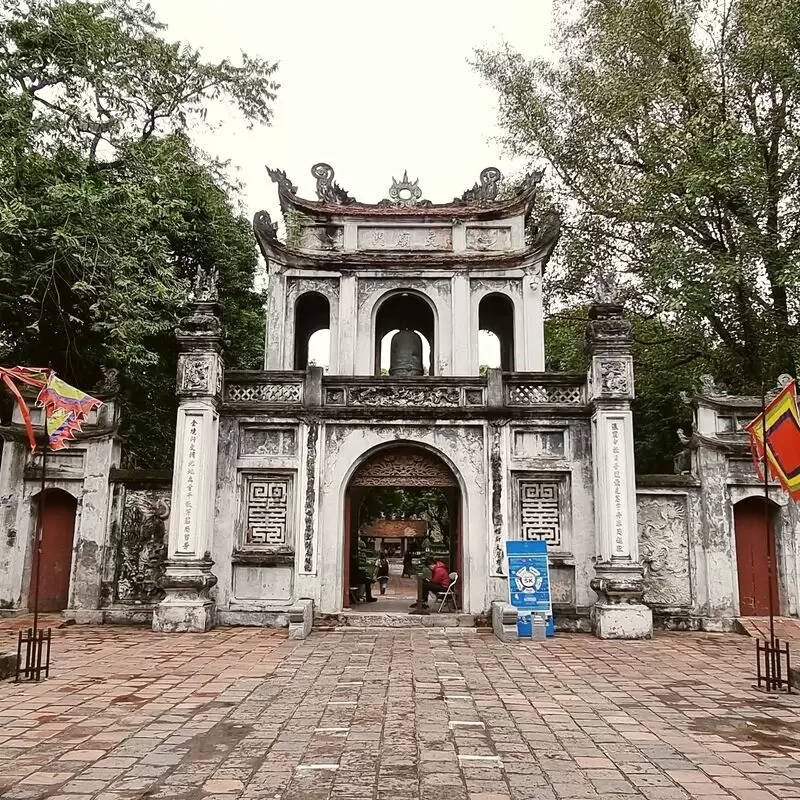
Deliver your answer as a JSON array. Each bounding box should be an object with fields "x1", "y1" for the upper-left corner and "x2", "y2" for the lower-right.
[{"x1": 412, "y1": 557, "x2": 450, "y2": 611}]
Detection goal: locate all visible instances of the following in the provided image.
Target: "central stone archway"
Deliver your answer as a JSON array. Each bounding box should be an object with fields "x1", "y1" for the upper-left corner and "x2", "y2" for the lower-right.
[{"x1": 343, "y1": 444, "x2": 461, "y2": 610}]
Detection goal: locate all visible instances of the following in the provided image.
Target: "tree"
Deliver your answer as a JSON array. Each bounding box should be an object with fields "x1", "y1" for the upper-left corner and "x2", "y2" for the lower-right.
[
  {"x1": 545, "y1": 309, "x2": 696, "y2": 473},
  {"x1": 474, "y1": 0, "x2": 800, "y2": 393},
  {"x1": 0, "y1": 0, "x2": 278, "y2": 466}
]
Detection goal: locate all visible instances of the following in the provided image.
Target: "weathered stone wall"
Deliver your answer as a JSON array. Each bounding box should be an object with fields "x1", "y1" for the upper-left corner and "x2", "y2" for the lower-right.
[
  {"x1": 0, "y1": 400, "x2": 120, "y2": 616},
  {"x1": 100, "y1": 470, "x2": 172, "y2": 622}
]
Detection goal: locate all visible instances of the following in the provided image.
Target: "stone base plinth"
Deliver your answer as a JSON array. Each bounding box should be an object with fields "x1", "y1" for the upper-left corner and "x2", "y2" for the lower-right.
[
  {"x1": 152, "y1": 600, "x2": 215, "y2": 633},
  {"x1": 592, "y1": 603, "x2": 652, "y2": 640}
]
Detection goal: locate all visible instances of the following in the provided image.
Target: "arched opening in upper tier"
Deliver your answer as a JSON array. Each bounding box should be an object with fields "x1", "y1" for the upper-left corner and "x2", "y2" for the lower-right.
[
  {"x1": 373, "y1": 291, "x2": 436, "y2": 376},
  {"x1": 478, "y1": 292, "x2": 515, "y2": 371},
  {"x1": 294, "y1": 291, "x2": 330, "y2": 370}
]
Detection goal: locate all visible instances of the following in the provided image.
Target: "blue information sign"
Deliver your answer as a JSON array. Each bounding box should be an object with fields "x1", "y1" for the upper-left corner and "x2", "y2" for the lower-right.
[{"x1": 505, "y1": 540, "x2": 553, "y2": 636}]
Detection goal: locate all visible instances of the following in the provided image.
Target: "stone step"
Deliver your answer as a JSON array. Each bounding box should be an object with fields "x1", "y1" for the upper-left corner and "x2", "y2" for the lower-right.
[{"x1": 314, "y1": 612, "x2": 481, "y2": 630}]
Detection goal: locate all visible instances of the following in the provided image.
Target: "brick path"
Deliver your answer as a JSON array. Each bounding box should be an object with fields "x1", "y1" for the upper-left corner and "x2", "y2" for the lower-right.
[
  {"x1": 737, "y1": 616, "x2": 800, "y2": 641},
  {"x1": 0, "y1": 626, "x2": 799, "y2": 800}
]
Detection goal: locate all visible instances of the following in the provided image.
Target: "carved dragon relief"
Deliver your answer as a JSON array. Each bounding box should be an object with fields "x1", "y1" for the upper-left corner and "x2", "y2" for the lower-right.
[
  {"x1": 303, "y1": 422, "x2": 319, "y2": 572},
  {"x1": 599, "y1": 359, "x2": 630, "y2": 395},
  {"x1": 637, "y1": 496, "x2": 692, "y2": 606},
  {"x1": 115, "y1": 489, "x2": 170, "y2": 605}
]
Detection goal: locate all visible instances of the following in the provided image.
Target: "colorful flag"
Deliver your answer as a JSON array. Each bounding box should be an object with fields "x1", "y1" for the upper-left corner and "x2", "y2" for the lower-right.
[
  {"x1": 0, "y1": 367, "x2": 102, "y2": 451},
  {"x1": 38, "y1": 373, "x2": 103, "y2": 450},
  {"x1": 745, "y1": 379, "x2": 800, "y2": 501}
]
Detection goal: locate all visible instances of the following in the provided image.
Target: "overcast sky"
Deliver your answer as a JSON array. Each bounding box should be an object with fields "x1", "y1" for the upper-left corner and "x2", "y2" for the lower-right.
[
  {"x1": 149, "y1": 1, "x2": 553, "y2": 369},
  {"x1": 150, "y1": 1, "x2": 553, "y2": 225}
]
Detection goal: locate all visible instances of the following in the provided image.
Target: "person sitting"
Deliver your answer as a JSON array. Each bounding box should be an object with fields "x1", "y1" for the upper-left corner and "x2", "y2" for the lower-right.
[{"x1": 411, "y1": 556, "x2": 450, "y2": 611}]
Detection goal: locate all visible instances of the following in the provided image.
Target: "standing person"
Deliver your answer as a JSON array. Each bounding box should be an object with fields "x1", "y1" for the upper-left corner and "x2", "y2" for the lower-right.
[
  {"x1": 411, "y1": 556, "x2": 450, "y2": 611},
  {"x1": 375, "y1": 550, "x2": 390, "y2": 595},
  {"x1": 402, "y1": 548, "x2": 413, "y2": 578}
]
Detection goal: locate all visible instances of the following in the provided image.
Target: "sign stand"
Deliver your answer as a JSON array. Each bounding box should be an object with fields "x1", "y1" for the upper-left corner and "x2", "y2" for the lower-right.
[{"x1": 505, "y1": 540, "x2": 554, "y2": 638}]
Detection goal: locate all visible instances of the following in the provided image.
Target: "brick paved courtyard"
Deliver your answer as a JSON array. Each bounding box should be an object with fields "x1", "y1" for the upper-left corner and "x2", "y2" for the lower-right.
[{"x1": 0, "y1": 626, "x2": 799, "y2": 800}]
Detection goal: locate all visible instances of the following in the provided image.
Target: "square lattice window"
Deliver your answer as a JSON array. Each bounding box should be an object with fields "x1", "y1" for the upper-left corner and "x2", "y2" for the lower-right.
[
  {"x1": 513, "y1": 474, "x2": 571, "y2": 550},
  {"x1": 243, "y1": 474, "x2": 292, "y2": 547}
]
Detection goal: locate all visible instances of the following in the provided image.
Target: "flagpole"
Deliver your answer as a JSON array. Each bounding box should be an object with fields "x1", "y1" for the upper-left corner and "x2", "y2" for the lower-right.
[
  {"x1": 31, "y1": 434, "x2": 47, "y2": 641},
  {"x1": 761, "y1": 384, "x2": 776, "y2": 650}
]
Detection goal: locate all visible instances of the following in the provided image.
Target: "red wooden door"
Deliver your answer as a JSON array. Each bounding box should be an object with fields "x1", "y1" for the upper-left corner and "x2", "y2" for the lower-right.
[
  {"x1": 30, "y1": 490, "x2": 76, "y2": 612},
  {"x1": 735, "y1": 498, "x2": 779, "y2": 616}
]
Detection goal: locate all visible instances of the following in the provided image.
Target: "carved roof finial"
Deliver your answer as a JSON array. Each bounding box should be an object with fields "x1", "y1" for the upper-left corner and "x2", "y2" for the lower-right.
[
  {"x1": 311, "y1": 163, "x2": 357, "y2": 205},
  {"x1": 698, "y1": 374, "x2": 727, "y2": 398},
  {"x1": 378, "y1": 170, "x2": 432, "y2": 208},
  {"x1": 455, "y1": 167, "x2": 503, "y2": 204},
  {"x1": 266, "y1": 166, "x2": 298, "y2": 196},
  {"x1": 192, "y1": 264, "x2": 218, "y2": 303},
  {"x1": 593, "y1": 267, "x2": 618, "y2": 304}
]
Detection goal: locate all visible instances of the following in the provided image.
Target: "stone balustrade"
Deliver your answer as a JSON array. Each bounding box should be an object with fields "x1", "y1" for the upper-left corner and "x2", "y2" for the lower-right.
[{"x1": 223, "y1": 369, "x2": 588, "y2": 411}]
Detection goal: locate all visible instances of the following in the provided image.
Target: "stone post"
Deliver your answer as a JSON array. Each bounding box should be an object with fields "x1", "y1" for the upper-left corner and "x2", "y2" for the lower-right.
[
  {"x1": 152, "y1": 268, "x2": 224, "y2": 633},
  {"x1": 586, "y1": 302, "x2": 652, "y2": 639}
]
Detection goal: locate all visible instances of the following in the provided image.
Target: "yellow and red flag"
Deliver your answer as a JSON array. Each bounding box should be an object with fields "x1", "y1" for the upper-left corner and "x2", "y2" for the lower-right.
[
  {"x1": 745, "y1": 378, "x2": 800, "y2": 501},
  {"x1": 0, "y1": 367, "x2": 102, "y2": 451}
]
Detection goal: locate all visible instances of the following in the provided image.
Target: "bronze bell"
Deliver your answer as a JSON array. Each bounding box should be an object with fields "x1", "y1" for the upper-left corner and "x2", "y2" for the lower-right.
[{"x1": 389, "y1": 328, "x2": 424, "y2": 376}]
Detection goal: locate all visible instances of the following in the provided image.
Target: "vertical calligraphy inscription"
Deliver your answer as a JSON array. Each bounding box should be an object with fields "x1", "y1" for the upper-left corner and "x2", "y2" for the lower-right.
[
  {"x1": 610, "y1": 420, "x2": 626, "y2": 557},
  {"x1": 182, "y1": 417, "x2": 199, "y2": 553},
  {"x1": 490, "y1": 424, "x2": 504, "y2": 574}
]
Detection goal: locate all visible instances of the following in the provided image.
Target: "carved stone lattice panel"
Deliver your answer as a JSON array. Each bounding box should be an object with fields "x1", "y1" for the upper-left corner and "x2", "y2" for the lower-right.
[
  {"x1": 518, "y1": 481, "x2": 561, "y2": 547},
  {"x1": 115, "y1": 488, "x2": 170, "y2": 604},
  {"x1": 245, "y1": 476, "x2": 291, "y2": 546},
  {"x1": 350, "y1": 449, "x2": 458, "y2": 488},
  {"x1": 226, "y1": 383, "x2": 302, "y2": 404},
  {"x1": 637, "y1": 495, "x2": 692, "y2": 607},
  {"x1": 465, "y1": 226, "x2": 512, "y2": 252},
  {"x1": 506, "y1": 384, "x2": 584, "y2": 405},
  {"x1": 348, "y1": 385, "x2": 460, "y2": 408},
  {"x1": 356, "y1": 227, "x2": 453, "y2": 251},
  {"x1": 240, "y1": 427, "x2": 298, "y2": 457}
]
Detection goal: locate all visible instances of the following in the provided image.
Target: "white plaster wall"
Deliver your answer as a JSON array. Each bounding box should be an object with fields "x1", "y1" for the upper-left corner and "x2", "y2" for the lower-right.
[
  {"x1": 264, "y1": 263, "x2": 286, "y2": 370},
  {"x1": 212, "y1": 415, "x2": 303, "y2": 611},
  {"x1": 314, "y1": 422, "x2": 489, "y2": 614},
  {"x1": 505, "y1": 419, "x2": 596, "y2": 609}
]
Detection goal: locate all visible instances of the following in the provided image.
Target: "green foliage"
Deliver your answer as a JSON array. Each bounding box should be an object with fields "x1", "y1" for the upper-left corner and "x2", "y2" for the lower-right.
[
  {"x1": 545, "y1": 309, "x2": 698, "y2": 473},
  {"x1": 474, "y1": 0, "x2": 800, "y2": 394},
  {"x1": 358, "y1": 488, "x2": 450, "y2": 544},
  {"x1": 0, "y1": 0, "x2": 277, "y2": 467}
]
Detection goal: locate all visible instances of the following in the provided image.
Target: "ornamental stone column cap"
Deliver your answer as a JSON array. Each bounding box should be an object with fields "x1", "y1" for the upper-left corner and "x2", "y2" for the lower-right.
[{"x1": 585, "y1": 301, "x2": 633, "y2": 354}]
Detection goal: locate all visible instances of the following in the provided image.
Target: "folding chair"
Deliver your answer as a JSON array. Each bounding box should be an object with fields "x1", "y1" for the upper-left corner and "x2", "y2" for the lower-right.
[{"x1": 436, "y1": 572, "x2": 459, "y2": 613}]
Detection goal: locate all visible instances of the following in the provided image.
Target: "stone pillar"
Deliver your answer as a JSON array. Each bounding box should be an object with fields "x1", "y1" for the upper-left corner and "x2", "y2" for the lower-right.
[
  {"x1": 152, "y1": 268, "x2": 223, "y2": 633},
  {"x1": 587, "y1": 302, "x2": 652, "y2": 639}
]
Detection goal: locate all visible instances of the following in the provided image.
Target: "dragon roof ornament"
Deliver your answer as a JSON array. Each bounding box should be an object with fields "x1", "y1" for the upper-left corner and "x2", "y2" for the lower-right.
[
  {"x1": 311, "y1": 162, "x2": 357, "y2": 205},
  {"x1": 262, "y1": 163, "x2": 544, "y2": 214}
]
